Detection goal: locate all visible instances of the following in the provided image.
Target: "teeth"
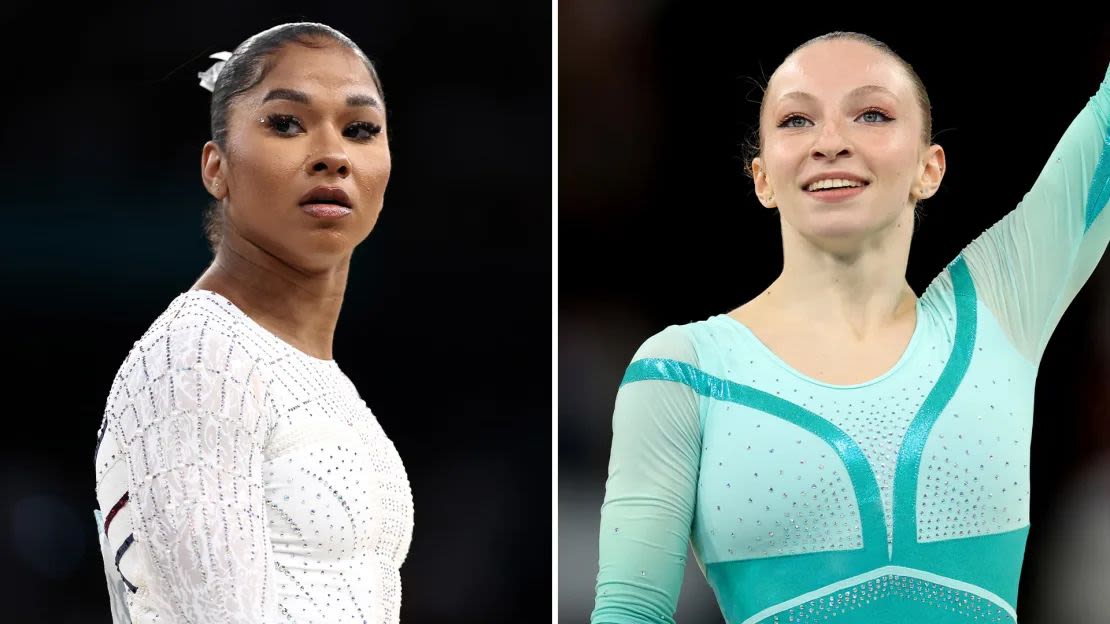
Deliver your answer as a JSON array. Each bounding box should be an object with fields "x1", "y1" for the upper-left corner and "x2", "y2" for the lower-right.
[{"x1": 806, "y1": 178, "x2": 865, "y2": 192}]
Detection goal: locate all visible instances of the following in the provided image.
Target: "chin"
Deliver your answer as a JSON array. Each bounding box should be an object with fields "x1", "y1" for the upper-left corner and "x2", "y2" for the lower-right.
[
  {"x1": 308, "y1": 227, "x2": 360, "y2": 249},
  {"x1": 797, "y1": 210, "x2": 870, "y2": 236},
  {"x1": 810, "y1": 202, "x2": 904, "y2": 232}
]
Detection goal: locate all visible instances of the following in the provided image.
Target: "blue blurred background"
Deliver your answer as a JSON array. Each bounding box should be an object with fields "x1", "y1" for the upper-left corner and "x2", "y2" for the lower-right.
[
  {"x1": 0, "y1": 2, "x2": 550, "y2": 621},
  {"x1": 558, "y1": 8, "x2": 1110, "y2": 623}
]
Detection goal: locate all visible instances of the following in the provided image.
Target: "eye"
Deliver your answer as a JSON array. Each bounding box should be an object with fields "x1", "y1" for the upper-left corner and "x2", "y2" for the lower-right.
[
  {"x1": 776, "y1": 108, "x2": 894, "y2": 128},
  {"x1": 265, "y1": 114, "x2": 304, "y2": 137},
  {"x1": 779, "y1": 114, "x2": 810, "y2": 129},
  {"x1": 343, "y1": 121, "x2": 383, "y2": 141},
  {"x1": 859, "y1": 108, "x2": 894, "y2": 123}
]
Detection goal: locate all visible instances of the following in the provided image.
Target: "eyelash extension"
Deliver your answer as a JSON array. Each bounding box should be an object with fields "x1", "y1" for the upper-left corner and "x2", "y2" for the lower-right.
[
  {"x1": 345, "y1": 121, "x2": 383, "y2": 141},
  {"x1": 264, "y1": 114, "x2": 383, "y2": 141},
  {"x1": 265, "y1": 113, "x2": 303, "y2": 135},
  {"x1": 776, "y1": 108, "x2": 894, "y2": 128}
]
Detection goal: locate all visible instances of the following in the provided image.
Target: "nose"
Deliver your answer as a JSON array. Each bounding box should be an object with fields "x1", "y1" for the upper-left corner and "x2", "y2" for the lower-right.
[
  {"x1": 810, "y1": 120, "x2": 852, "y2": 161},
  {"x1": 307, "y1": 153, "x2": 351, "y2": 177},
  {"x1": 305, "y1": 135, "x2": 351, "y2": 178}
]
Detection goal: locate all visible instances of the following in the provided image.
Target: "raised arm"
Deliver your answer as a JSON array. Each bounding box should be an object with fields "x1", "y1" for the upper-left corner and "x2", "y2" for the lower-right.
[
  {"x1": 958, "y1": 61, "x2": 1110, "y2": 364},
  {"x1": 592, "y1": 326, "x2": 703, "y2": 624}
]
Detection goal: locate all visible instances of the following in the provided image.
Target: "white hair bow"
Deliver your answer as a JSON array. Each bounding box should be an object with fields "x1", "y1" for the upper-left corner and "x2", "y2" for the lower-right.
[{"x1": 197, "y1": 51, "x2": 233, "y2": 93}]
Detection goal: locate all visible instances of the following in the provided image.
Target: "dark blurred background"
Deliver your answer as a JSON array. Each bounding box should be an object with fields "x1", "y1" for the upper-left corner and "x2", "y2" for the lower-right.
[
  {"x1": 559, "y1": 7, "x2": 1110, "y2": 623},
  {"x1": 0, "y1": 2, "x2": 550, "y2": 622}
]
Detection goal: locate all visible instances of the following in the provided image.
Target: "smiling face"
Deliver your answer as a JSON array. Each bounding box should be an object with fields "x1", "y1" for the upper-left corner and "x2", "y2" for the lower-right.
[
  {"x1": 202, "y1": 38, "x2": 390, "y2": 271},
  {"x1": 751, "y1": 39, "x2": 944, "y2": 247}
]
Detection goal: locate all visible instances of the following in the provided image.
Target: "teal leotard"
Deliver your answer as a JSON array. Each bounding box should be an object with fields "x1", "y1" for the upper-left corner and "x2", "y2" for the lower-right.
[{"x1": 592, "y1": 61, "x2": 1110, "y2": 623}]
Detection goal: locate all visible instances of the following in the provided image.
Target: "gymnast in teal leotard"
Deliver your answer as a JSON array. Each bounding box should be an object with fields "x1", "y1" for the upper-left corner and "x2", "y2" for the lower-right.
[{"x1": 592, "y1": 32, "x2": 1110, "y2": 623}]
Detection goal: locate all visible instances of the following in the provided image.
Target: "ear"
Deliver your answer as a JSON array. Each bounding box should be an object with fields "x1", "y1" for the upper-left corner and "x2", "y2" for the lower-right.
[
  {"x1": 915, "y1": 143, "x2": 946, "y2": 201},
  {"x1": 201, "y1": 141, "x2": 225, "y2": 199},
  {"x1": 751, "y1": 157, "x2": 776, "y2": 208}
]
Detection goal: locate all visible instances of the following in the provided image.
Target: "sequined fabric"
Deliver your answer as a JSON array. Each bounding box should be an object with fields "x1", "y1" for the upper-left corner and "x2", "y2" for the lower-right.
[
  {"x1": 759, "y1": 572, "x2": 1014, "y2": 623},
  {"x1": 94, "y1": 290, "x2": 413, "y2": 623}
]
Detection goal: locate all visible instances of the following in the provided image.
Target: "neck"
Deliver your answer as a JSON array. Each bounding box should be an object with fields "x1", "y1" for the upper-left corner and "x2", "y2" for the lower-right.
[
  {"x1": 192, "y1": 233, "x2": 350, "y2": 361},
  {"x1": 762, "y1": 210, "x2": 917, "y2": 339}
]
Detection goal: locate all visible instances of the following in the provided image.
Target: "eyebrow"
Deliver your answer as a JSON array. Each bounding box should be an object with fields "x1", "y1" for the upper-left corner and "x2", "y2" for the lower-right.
[
  {"x1": 777, "y1": 85, "x2": 900, "y2": 104},
  {"x1": 261, "y1": 88, "x2": 382, "y2": 109}
]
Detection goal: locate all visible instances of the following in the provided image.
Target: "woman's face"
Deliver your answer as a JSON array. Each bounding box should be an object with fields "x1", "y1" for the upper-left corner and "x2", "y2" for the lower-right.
[
  {"x1": 752, "y1": 39, "x2": 944, "y2": 249},
  {"x1": 203, "y1": 40, "x2": 390, "y2": 271}
]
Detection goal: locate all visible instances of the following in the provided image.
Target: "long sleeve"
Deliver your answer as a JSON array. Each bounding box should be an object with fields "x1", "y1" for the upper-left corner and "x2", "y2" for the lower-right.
[
  {"x1": 959, "y1": 60, "x2": 1110, "y2": 365},
  {"x1": 592, "y1": 326, "x2": 703, "y2": 624},
  {"x1": 117, "y1": 326, "x2": 280, "y2": 623}
]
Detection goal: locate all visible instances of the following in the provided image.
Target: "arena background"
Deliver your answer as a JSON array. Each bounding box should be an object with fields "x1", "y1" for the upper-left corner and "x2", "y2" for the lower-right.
[
  {"x1": 558, "y1": 9, "x2": 1110, "y2": 623},
  {"x1": 0, "y1": 3, "x2": 551, "y2": 622}
]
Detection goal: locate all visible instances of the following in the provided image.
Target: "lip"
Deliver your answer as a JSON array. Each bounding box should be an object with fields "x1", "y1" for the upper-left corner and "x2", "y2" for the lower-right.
[
  {"x1": 804, "y1": 185, "x2": 867, "y2": 203},
  {"x1": 298, "y1": 185, "x2": 352, "y2": 209},
  {"x1": 800, "y1": 171, "x2": 870, "y2": 190},
  {"x1": 300, "y1": 203, "x2": 353, "y2": 219}
]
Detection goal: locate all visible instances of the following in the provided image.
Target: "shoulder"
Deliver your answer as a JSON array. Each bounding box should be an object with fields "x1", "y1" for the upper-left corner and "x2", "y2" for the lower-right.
[
  {"x1": 633, "y1": 324, "x2": 695, "y2": 361},
  {"x1": 630, "y1": 317, "x2": 724, "y2": 367},
  {"x1": 919, "y1": 258, "x2": 965, "y2": 324},
  {"x1": 144, "y1": 290, "x2": 273, "y2": 372},
  {"x1": 106, "y1": 292, "x2": 275, "y2": 411}
]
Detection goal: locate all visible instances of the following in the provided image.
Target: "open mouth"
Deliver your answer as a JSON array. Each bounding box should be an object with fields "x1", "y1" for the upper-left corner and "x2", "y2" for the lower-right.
[
  {"x1": 299, "y1": 186, "x2": 352, "y2": 209},
  {"x1": 802, "y1": 183, "x2": 869, "y2": 202},
  {"x1": 803, "y1": 181, "x2": 870, "y2": 193},
  {"x1": 807, "y1": 185, "x2": 866, "y2": 193},
  {"x1": 302, "y1": 199, "x2": 351, "y2": 207}
]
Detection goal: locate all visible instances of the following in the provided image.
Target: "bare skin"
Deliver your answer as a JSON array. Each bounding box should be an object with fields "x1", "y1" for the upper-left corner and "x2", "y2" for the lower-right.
[
  {"x1": 193, "y1": 39, "x2": 390, "y2": 361},
  {"x1": 731, "y1": 39, "x2": 946, "y2": 384}
]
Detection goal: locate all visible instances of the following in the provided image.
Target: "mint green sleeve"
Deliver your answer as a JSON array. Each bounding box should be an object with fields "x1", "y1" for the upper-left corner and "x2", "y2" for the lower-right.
[
  {"x1": 591, "y1": 326, "x2": 703, "y2": 624},
  {"x1": 959, "y1": 60, "x2": 1110, "y2": 364}
]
